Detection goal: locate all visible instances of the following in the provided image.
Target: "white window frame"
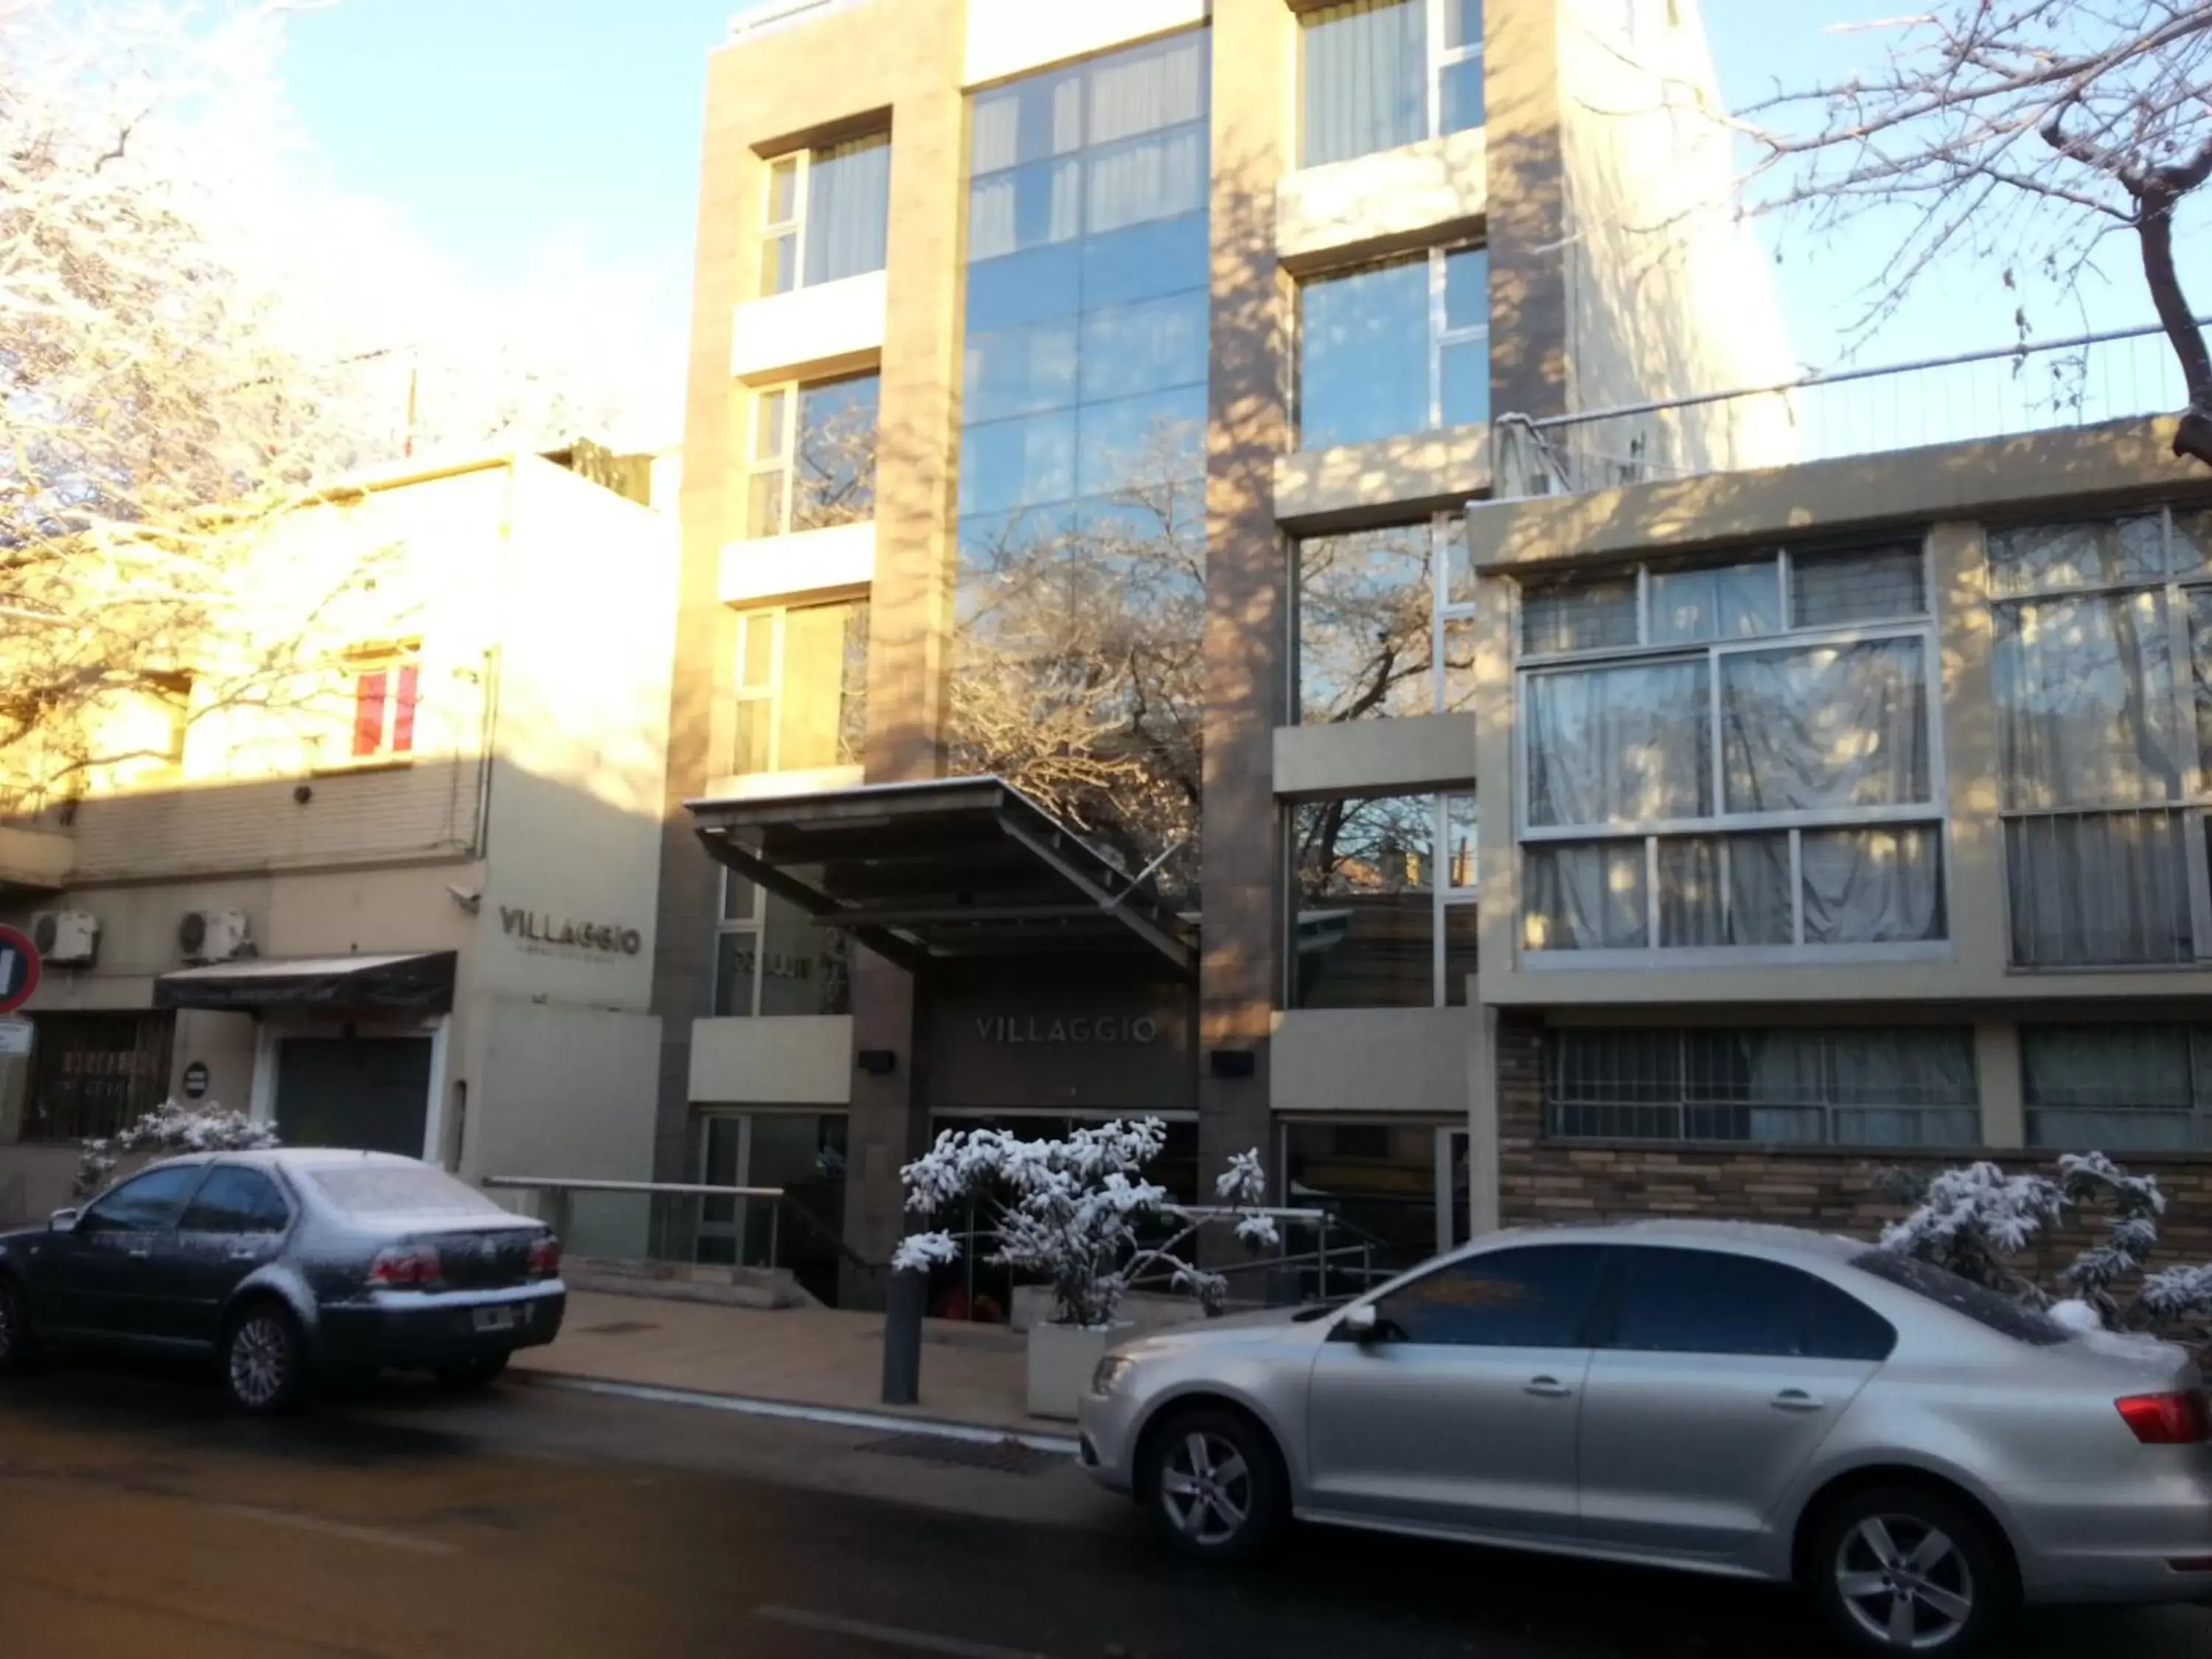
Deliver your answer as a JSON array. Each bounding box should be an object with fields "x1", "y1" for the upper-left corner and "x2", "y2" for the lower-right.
[
  {"x1": 1287, "y1": 789, "x2": 1479, "y2": 1009},
  {"x1": 1298, "y1": 241, "x2": 1487, "y2": 448},
  {"x1": 759, "y1": 153, "x2": 805, "y2": 299},
  {"x1": 745, "y1": 373, "x2": 880, "y2": 540},
  {"x1": 713, "y1": 870, "x2": 767, "y2": 1017},
  {"x1": 1989, "y1": 505, "x2": 2212, "y2": 968},
  {"x1": 731, "y1": 607, "x2": 790, "y2": 776},
  {"x1": 1510, "y1": 541, "x2": 1953, "y2": 969}
]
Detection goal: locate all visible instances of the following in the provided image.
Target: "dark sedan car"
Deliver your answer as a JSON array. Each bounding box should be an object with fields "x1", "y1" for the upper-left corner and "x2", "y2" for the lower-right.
[{"x1": 0, "y1": 1149, "x2": 564, "y2": 1413}]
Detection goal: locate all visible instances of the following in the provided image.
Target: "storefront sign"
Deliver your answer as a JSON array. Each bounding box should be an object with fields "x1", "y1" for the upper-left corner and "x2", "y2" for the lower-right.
[
  {"x1": 181, "y1": 1060, "x2": 210, "y2": 1099},
  {"x1": 973, "y1": 1015, "x2": 1161, "y2": 1046},
  {"x1": 498, "y1": 907, "x2": 643, "y2": 959}
]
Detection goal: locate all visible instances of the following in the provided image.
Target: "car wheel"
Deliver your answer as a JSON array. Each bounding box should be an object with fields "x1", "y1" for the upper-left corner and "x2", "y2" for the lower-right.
[
  {"x1": 434, "y1": 1352, "x2": 510, "y2": 1391},
  {"x1": 222, "y1": 1304, "x2": 307, "y2": 1416},
  {"x1": 0, "y1": 1276, "x2": 35, "y2": 1373},
  {"x1": 1142, "y1": 1408, "x2": 1286, "y2": 1561},
  {"x1": 1805, "y1": 1484, "x2": 2014, "y2": 1658}
]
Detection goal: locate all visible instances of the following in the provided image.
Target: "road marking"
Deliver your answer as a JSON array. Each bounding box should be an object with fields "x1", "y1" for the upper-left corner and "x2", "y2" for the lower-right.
[
  {"x1": 519, "y1": 1373, "x2": 1081, "y2": 1456},
  {"x1": 754, "y1": 1604, "x2": 1056, "y2": 1659},
  {"x1": 206, "y1": 1500, "x2": 457, "y2": 1557}
]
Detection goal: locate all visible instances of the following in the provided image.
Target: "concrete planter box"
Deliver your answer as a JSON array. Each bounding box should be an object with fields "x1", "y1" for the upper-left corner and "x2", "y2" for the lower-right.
[
  {"x1": 1026, "y1": 1320, "x2": 1132, "y2": 1419},
  {"x1": 1009, "y1": 1284, "x2": 1211, "y2": 1336}
]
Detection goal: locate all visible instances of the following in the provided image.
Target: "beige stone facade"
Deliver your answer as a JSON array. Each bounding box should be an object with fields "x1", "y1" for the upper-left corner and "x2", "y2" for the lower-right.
[{"x1": 0, "y1": 453, "x2": 678, "y2": 1242}]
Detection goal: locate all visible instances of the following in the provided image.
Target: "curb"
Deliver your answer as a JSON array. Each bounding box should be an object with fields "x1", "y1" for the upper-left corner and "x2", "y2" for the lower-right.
[{"x1": 512, "y1": 1368, "x2": 1082, "y2": 1455}]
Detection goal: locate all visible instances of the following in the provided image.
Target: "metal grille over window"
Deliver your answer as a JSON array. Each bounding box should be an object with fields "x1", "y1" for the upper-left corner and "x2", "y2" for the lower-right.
[
  {"x1": 1988, "y1": 508, "x2": 2212, "y2": 967},
  {"x1": 1545, "y1": 1026, "x2": 1980, "y2": 1148},
  {"x1": 2021, "y1": 1023, "x2": 2212, "y2": 1152},
  {"x1": 1514, "y1": 543, "x2": 1945, "y2": 964}
]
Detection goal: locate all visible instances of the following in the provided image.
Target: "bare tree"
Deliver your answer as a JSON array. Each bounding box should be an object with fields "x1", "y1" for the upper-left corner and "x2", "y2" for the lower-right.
[{"x1": 1739, "y1": 2, "x2": 2212, "y2": 464}]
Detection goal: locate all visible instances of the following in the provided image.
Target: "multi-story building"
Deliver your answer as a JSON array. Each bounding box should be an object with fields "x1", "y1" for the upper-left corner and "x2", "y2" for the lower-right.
[
  {"x1": 655, "y1": 0, "x2": 1792, "y2": 1301},
  {"x1": 0, "y1": 448, "x2": 678, "y2": 1241}
]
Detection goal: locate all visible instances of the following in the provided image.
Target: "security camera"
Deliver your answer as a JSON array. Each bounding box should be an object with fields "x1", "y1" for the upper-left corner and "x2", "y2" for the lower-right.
[{"x1": 445, "y1": 886, "x2": 483, "y2": 914}]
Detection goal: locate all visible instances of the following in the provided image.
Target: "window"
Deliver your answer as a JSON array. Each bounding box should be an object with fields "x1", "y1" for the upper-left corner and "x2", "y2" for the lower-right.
[
  {"x1": 713, "y1": 869, "x2": 853, "y2": 1019},
  {"x1": 1299, "y1": 244, "x2": 1487, "y2": 450},
  {"x1": 178, "y1": 1166, "x2": 291, "y2": 1234},
  {"x1": 1369, "y1": 1243, "x2": 1604, "y2": 1346},
  {"x1": 1290, "y1": 791, "x2": 1478, "y2": 1008},
  {"x1": 747, "y1": 373, "x2": 880, "y2": 538},
  {"x1": 1516, "y1": 544, "x2": 1944, "y2": 962},
  {"x1": 1545, "y1": 1026, "x2": 1979, "y2": 1147},
  {"x1": 78, "y1": 1164, "x2": 204, "y2": 1233},
  {"x1": 349, "y1": 650, "x2": 420, "y2": 761},
  {"x1": 1988, "y1": 508, "x2": 2212, "y2": 966},
  {"x1": 20, "y1": 1011, "x2": 175, "y2": 1142},
  {"x1": 759, "y1": 131, "x2": 891, "y2": 298},
  {"x1": 1605, "y1": 1247, "x2": 1895, "y2": 1360},
  {"x1": 2021, "y1": 1023, "x2": 2212, "y2": 1152},
  {"x1": 731, "y1": 599, "x2": 869, "y2": 776},
  {"x1": 1294, "y1": 517, "x2": 1474, "y2": 722},
  {"x1": 1300, "y1": 0, "x2": 1482, "y2": 169}
]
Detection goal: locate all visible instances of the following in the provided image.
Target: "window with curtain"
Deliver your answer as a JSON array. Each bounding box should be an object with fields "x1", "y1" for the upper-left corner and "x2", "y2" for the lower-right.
[
  {"x1": 1989, "y1": 509, "x2": 2212, "y2": 967},
  {"x1": 1295, "y1": 517, "x2": 1472, "y2": 722},
  {"x1": 1514, "y1": 542, "x2": 1945, "y2": 961},
  {"x1": 1299, "y1": 243, "x2": 1488, "y2": 450},
  {"x1": 758, "y1": 131, "x2": 891, "y2": 299},
  {"x1": 1300, "y1": 0, "x2": 1484, "y2": 170},
  {"x1": 1545, "y1": 1026, "x2": 1980, "y2": 1148},
  {"x1": 2022, "y1": 1024, "x2": 2211, "y2": 1152},
  {"x1": 1290, "y1": 792, "x2": 1478, "y2": 1008}
]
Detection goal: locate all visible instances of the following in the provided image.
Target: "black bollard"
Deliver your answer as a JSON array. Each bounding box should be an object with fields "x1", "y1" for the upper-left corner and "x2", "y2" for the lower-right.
[{"x1": 880, "y1": 1266, "x2": 926, "y2": 1406}]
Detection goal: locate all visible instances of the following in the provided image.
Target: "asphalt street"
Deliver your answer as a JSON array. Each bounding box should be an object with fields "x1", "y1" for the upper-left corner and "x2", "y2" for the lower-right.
[{"x1": 0, "y1": 1355, "x2": 2206, "y2": 1659}]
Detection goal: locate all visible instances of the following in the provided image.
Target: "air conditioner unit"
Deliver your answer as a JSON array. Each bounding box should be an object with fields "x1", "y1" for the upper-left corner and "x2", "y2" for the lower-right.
[
  {"x1": 30, "y1": 911, "x2": 99, "y2": 967},
  {"x1": 178, "y1": 908, "x2": 252, "y2": 965}
]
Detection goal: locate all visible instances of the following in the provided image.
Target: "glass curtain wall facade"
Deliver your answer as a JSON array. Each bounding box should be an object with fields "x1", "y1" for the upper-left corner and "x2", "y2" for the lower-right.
[{"x1": 951, "y1": 29, "x2": 1211, "y2": 894}]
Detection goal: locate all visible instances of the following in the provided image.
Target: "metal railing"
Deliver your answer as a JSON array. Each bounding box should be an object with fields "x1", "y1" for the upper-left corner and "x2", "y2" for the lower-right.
[
  {"x1": 1495, "y1": 315, "x2": 2208, "y2": 500},
  {"x1": 484, "y1": 1176, "x2": 787, "y2": 1275}
]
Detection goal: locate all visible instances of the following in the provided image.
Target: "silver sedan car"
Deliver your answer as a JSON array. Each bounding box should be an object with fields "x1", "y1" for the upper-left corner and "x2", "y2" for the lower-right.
[{"x1": 1079, "y1": 1220, "x2": 2212, "y2": 1657}]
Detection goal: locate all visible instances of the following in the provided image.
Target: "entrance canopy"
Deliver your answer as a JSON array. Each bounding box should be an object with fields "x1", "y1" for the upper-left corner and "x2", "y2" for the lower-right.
[
  {"x1": 153, "y1": 951, "x2": 458, "y2": 1013},
  {"x1": 686, "y1": 776, "x2": 1194, "y2": 978}
]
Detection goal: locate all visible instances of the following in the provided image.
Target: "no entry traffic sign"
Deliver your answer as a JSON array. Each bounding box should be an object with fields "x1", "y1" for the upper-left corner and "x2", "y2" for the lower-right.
[{"x1": 0, "y1": 923, "x2": 41, "y2": 1015}]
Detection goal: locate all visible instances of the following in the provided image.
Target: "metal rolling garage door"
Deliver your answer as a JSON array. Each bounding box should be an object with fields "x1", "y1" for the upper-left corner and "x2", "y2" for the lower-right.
[{"x1": 274, "y1": 1037, "x2": 432, "y2": 1158}]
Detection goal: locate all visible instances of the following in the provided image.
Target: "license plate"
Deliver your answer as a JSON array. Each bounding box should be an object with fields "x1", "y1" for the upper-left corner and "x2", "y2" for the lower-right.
[{"x1": 471, "y1": 1306, "x2": 521, "y2": 1333}]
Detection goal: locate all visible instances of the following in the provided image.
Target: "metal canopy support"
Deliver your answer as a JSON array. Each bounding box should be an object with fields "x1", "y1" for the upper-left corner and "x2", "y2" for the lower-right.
[
  {"x1": 991, "y1": 812, "x2": 1194, "y2": 977},
  {"x1": 693, "y1": 826, "x2": 932, "y2": 976}
]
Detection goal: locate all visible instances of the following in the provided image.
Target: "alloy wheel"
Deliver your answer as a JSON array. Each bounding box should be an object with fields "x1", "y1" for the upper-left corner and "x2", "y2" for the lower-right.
[
  {"x1": 228, "y1": 1314, "x2": 291, "y2": 1410},
  {"x1": 1834, "y1": 1513, "x2": 1977, "y2": 1652},
  {"x1": 1158, "y1": 1430, "x2": 1253, "y2": 1546}
]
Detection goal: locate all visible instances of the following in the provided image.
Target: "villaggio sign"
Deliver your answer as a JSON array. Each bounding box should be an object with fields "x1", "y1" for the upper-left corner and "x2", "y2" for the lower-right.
[
  {"x1": 499, "y1": 907, "x2": 642, "y2": 959},
  {"x1": 974, "y1": 1014, "x2": 1161, "y2": 1046}
]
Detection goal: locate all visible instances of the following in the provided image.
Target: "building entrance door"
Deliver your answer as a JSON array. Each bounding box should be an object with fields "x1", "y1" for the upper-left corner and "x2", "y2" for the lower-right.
[
  {"x1": 274, "y1": 1037, "x2": 431, "y2": 1158},
  {"x1": 693, "y1": 1111, "x2": 848, "y2": 1305}
]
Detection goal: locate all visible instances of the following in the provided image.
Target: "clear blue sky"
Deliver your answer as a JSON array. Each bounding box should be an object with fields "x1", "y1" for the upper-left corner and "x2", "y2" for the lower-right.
[{"x1": 277, "y1": 0, "x2": 2197, "y2": 407}]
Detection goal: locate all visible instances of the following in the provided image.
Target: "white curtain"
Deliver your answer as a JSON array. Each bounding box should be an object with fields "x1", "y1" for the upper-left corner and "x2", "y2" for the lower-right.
[
  {"x1": 1800, "y1": 825, "x2": 1943, "y2": 945},
  {"x1": 1526, "y1": 658, "x2": 1711, "y2": 827},
  {"x1": 1301, "y1": 0, "x2": 1426, "y2": 167},
  {"x1": 1522, "y1": 842, "x2": 1646, "y2": 950},
  {"x1": 1987, "y1": 516, "x2": 2166, "y2": 597},
  {"x1": 1721, "y1": 639, "x2": 1929, "y2": 813},
  {"x1": 1649, "y1": 561, "x2": 1779, "y2": 645},
  {"x1": 806, "y1": 134, "x2": 891, "y2": 285},
  {"x1": 1086, "y1": 125, "x2": 1204, "y2": 235},
  {"x1": 2006, "y1": 810, "x2": 2193, "y2": 965},
  {"x1": 1992, "y1": 591, "x2": 2183, "y2": 809},
  {"x1": 1656, "y1": 834, "x2": 1790, "y2": 947},
  {"x1": 1088, "y1": 30, "x2": 1205, "y2": 145}
]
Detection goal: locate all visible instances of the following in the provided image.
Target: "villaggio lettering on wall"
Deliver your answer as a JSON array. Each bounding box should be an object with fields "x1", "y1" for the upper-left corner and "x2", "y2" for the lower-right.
[
  {"x1": 498, "y1": 907, "x2": 644, "y2": 959},
  {"x1": 974, "y1": 1015, "x2": 1161, "y2": 1046}
]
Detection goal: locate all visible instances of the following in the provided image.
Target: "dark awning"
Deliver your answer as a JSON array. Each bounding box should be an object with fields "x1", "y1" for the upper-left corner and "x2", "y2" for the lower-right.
[
  {"x1": 685, "y1": 776, "x2": 1194, "y2": 978},
  {"x1": 153, "y1": 951, "x2": 459, "y2": 1012}
]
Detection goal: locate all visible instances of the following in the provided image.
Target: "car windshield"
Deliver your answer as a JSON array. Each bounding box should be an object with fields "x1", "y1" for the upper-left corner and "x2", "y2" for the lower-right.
[
  {"x1": 307, "y1": 1165, "x2": 507, "y2": 1219},
  {"x1": 1851, "y1": 1251, "x2": 2070, "y2": 1346}
]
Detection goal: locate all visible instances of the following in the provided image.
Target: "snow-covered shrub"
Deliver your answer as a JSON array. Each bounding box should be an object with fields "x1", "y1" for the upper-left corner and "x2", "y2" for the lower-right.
[
  {"x1": 894, "y1": 1117, "x2": 1279, "y2": 1328},
  {"x1": 73, "y1": 1099, "x2": 279, "y2": 1199},
  {"x1": 1882, "y1": 1152, "x2": 2211, "y2": 1349}
]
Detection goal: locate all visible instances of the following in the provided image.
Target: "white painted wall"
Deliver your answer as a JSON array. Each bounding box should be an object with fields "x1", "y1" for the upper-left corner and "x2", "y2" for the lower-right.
[
  {"x1": 1272, "y1": 1007, "x2": 1473, "y2": 1116},
  {"x1": 963, "y1": 0, "x2": 1208, "y2": 87},
  {"x1": 730, "y1": 270, "x2": 887, "y2": 384},
  {"x1": 689, "y1": 1015, "x2": 855, "y2": 1105},
  {"x1": 1277, "y1": 128, "x2": 1486, "y2": 269},
  {"x1": 720, "y1": 521, "x2": 874, "y2": 608}
]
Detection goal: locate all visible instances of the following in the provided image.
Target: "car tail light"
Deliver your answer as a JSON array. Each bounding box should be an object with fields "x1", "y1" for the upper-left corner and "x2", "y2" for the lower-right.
[
  {"x1": 2115, "y1": 1391, "x2": 2212, "y2": 1445},
  {"x1": 366, "y1": 1244, "x2": 444, "y2": 1291},
  {"x1": 526, "y1": 1236, "x2": 561, "y2": 1280}
]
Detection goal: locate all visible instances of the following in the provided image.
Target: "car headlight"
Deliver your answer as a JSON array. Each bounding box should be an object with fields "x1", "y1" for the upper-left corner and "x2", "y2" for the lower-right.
[{"x1": 1091, "y1": 1353, "x2": 1137, "y2": 1394}]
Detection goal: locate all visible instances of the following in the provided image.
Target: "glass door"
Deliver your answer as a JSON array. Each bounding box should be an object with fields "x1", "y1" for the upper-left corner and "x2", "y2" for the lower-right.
[
  {"x1": 693, "y1": 1112, "x2": 849, "y2": 1304},
  {"x1": 696, "y1": 1114, "x2": 746, "y2": 1265},
  {"x1": 1438, "y1": 1125, "x2": 1471, "y2": 1253}
]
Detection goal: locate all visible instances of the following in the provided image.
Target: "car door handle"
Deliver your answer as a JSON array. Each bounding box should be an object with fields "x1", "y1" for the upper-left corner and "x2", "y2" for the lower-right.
[
  {"x1": 1772, "y1": 1388, "x2": 1826, "y2": 1412},
  {"x1": 1524, "y1": 1376, "x2": 1574, "y2": 1399},
  {"x1": 226, "y1": 1247, "x2": 260, "y2": 1261},
  {"x1": 126, "y1": 1246, "x2": 153, "y2": 1259}
]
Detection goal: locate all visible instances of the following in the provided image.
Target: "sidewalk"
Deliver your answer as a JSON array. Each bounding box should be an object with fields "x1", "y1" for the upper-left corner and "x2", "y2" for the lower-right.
[{"x1": 515, "y1": 1290, "x2": 1071, "y2": 1439}]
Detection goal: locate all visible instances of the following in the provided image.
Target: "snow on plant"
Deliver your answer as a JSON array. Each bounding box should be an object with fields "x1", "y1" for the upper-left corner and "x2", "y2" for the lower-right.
[
  {"x1": 73, "y1": 1099, "x2": 279, "y2": 1199},
  {"x1": 1882, "y1": 1152, "x2": 2211, "y2": 1347},
  {"x1": 894, "y1": 1118, "x2": 1280, "y2": 1328}
]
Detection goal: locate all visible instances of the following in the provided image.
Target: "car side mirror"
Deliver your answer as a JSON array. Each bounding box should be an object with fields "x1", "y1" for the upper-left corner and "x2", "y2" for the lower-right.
[
  {"x1": 1340, "y1": 1302, "x2": 1380, "y2": 1342},
  {"x1": 48, "y1": 1208, "x2": 79, "y2": 1233}
]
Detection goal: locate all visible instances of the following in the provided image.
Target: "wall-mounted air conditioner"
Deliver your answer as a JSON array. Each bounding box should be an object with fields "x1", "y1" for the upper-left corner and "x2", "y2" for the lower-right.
[
  {"x1": 178, "y1": 908, "x2": 252, "y2": 965},
  {"x1": 30, "y1": 911, "x2": 99, "y2": 967}
]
